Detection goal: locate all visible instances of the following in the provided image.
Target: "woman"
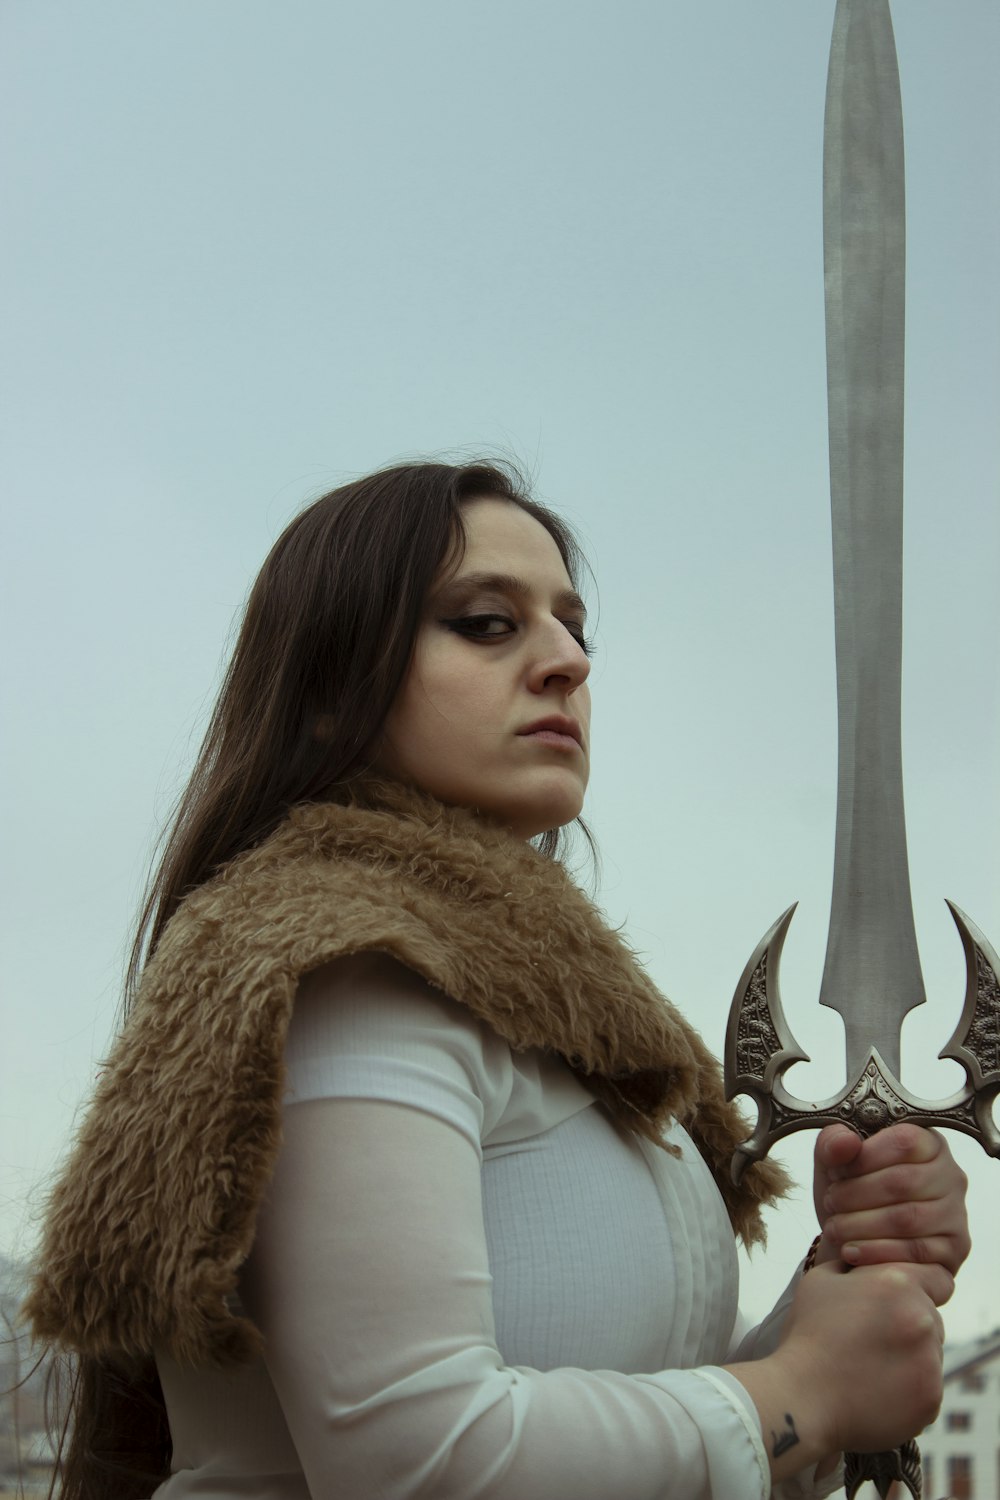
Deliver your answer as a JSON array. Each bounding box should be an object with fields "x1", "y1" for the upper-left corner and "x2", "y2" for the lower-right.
[{"x1": 26, "y1": 459, "x2": 969, "y2": 1499}]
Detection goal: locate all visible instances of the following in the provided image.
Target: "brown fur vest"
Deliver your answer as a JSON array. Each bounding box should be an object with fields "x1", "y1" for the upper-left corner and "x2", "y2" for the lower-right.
[{"x1": 26, "y1": 781, "x2": 788, "y2": 1368}]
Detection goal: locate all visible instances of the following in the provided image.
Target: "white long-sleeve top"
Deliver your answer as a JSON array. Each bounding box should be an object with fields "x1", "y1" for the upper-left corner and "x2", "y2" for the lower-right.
[{"x1": 153, "y1": 952, "x2": 839, "y2": 1500}]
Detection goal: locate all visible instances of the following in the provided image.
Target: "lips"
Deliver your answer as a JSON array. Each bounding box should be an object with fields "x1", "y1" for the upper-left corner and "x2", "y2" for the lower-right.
[{"x1": 517, "y1": 715, "x2": 582, "y2": 746}]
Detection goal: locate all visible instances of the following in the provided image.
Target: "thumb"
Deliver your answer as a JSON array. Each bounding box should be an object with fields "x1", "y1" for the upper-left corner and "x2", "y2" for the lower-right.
[{"x1": 815, "y1": 1123, "x2": 863, "y2": 1179}]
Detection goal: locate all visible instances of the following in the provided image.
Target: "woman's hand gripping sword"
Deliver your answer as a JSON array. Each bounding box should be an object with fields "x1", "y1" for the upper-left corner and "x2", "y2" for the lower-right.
[{"x1": 723, "y1": 4, "x2": 1000, "y2": 1496}]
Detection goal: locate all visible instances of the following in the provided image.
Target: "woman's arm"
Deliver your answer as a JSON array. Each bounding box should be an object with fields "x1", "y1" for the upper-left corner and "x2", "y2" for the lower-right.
[
  {"x1": 240, "y1": 1094, "x2": 778, "y2": 1500},
  {"x1": 239, "y1": 962, "x2": 954, "y2": 1499}
]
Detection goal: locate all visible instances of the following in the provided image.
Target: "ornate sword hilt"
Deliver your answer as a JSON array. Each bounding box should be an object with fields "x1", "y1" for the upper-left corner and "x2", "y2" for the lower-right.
[
  {"x1": 726, "y1": 900, "x2": 1000, "y2": 1181},
  {"x1": 724, "y1": 900, "x2": 1000, "y2": 1499}
]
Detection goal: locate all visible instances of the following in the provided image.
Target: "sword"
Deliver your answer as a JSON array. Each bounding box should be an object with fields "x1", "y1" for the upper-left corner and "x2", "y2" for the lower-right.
[{"x1": 723, "y1": 4, "x2": 1000, "y2": 1496}]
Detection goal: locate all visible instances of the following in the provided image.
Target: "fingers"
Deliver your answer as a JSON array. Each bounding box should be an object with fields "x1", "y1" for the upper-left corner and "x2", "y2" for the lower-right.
[
  {"x1": 815, "y1": 1122, "x2": 865, "y2": 1174},
  {"x1": 824, "y1": 1157, "x2": 942, "y2": 1213},
  {"x1": 862, "y1": 1261, "x2": 955, "y2": 1317},
  {"x1": 812, "y1": 1124, "x2": 865, "y2": 1225},
  {"x1": 823, "y1": 1190, "x2": 970, "y2": 1274},
  {"x1": 833, "y1": 1124, "x2": 943, "y2": 1180},
  {"x1": 813, "y1": 1125, "x2": 939, "y2": 1222},
  {"x1": 828, "y1": 1239, "x2": 959, "y2": 1296},
  {"x1": 819, "y1": 1126, "x2": 971, "y2": 1274},
  {"x1": 826, "y1": 1225, "x2": 969, "y2": 1277}
]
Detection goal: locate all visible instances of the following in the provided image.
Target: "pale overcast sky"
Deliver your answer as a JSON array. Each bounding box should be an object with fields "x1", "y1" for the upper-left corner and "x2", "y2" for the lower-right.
[{"x1": 3, "y1": 0, "x2": 998, "y2": 1397}]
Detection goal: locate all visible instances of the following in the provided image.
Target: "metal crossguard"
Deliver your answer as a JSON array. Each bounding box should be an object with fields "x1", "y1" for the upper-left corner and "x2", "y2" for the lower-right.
[
  {"x1": 726, "y1": 901, "x2": 1000, "y2": 1184},
  {"x1": 720, "y1": 2, "x2": 998, "y2": 1494}
]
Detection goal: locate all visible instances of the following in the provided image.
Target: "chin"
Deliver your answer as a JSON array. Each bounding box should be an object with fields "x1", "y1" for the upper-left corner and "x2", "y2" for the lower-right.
[{"x1": 503, "y1": 785, "x2": 587, "y2": 842}]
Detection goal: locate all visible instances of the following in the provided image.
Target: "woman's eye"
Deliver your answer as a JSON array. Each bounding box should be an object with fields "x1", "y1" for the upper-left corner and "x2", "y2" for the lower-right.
[
  {"x1": 443, "y1": 613, "x2": 594, "y2": 655},
  {"x1": 444, "y1": 613, "x2": 515, "y2": 640}
]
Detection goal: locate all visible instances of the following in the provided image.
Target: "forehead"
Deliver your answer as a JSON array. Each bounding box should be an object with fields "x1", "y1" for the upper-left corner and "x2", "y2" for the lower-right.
[{"x1": 453, "y1": 497, "x2": 571, "y2": 583}]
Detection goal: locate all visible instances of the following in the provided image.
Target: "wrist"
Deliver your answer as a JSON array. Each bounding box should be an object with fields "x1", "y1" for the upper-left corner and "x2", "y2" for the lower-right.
[{"x1": 724, "y1": 1350, "x2": 834, "y2": 1485}]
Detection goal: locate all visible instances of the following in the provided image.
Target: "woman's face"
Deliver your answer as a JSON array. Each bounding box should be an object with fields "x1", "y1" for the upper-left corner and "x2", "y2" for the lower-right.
[{"x1": 380, "y1": 497, "x2": 592, "y2": 839}]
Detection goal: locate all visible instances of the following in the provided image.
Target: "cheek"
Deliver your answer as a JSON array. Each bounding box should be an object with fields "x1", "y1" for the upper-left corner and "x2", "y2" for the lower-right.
[
  {"x1": 418, "y1": 651, "x2": 498, "y2": 724},
  {"x1": 389, "y1": 667, "x2": 484, "y2": 753}
]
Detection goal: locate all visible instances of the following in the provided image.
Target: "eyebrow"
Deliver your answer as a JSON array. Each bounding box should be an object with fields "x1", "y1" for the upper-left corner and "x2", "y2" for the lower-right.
[{"x1": 436, "y1": 570, "x2": 587, "y2": 621}]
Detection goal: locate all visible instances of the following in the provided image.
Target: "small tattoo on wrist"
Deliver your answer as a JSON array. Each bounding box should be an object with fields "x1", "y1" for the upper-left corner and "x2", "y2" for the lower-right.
[{"x1": 771, "y1": 1412, "x2": 801, "y2": 1458}]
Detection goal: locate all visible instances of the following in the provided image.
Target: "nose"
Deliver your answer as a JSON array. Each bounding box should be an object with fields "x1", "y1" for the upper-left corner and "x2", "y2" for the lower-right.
[{"x1": 526, "y1": 619, "x2": 591, "y2": 695}]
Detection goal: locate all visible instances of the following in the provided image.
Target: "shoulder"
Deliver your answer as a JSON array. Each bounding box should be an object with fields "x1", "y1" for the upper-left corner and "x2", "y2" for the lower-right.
[{"x1": 285, "y1": 952, "x2": 517, "y2": 1147}]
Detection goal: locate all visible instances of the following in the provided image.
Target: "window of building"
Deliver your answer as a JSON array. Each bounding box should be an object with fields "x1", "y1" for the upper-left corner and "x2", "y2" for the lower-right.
[
  {"x1": 959, "y1": 1369, "x2": 985, "y2": 1392},
  {"x1": 947, "y1": 1454, "x2": 972, "y2": 1500},
  {"x1": 947, "y1": 1410, "x2": 972, "y2": 1431},
  {"x1": 922, "y1": 1454, "x2": 934, "y2": 1497}
]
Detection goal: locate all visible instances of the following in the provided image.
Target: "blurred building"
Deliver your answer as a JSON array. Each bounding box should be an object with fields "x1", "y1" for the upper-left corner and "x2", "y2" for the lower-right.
[
  {"x1": 0, "y1": 1253, "x2": 56, "y2": 1497},
  {"x1": 918, "y1": 1328, "x2": 1000, "y2": 1500}
]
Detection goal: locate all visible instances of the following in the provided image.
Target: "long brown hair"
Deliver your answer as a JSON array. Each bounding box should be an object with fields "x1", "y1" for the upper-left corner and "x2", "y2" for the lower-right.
[{"x1": 51, "y1": 457, "x2": 590, "y2": 1497}]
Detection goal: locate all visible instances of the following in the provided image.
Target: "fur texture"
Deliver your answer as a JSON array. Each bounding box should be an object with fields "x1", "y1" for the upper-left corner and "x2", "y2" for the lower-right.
[{"x1": 26, "y1": 781, "x2": 788, "y2": 1368}]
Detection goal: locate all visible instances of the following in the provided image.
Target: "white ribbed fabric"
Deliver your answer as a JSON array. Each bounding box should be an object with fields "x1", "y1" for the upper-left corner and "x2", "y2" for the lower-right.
[{"x1": 154, "y1": 952, "x2": 839, "y2": 1500}]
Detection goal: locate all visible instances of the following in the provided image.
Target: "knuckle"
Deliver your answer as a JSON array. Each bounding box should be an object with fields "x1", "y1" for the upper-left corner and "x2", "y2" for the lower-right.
[
  {"x1": 899, "y1": 1303, "x2": 928, "y2": 1343},
  {"x1": 884, "y1": 1164, "x2": 916, "y2": 1201},
  {"x1": 889, "y1": 1123, "x2": 924, "y2": 1158},
  {"x1": 890, "y1": 1200, "x2": 922, "y2": 1237},
  {"x1": 907, "y1": 1236, "x2": 932, "y2": 1266},
  {"x1": 875, "y1": 1264, "x2": 910, "y2": 1295}
]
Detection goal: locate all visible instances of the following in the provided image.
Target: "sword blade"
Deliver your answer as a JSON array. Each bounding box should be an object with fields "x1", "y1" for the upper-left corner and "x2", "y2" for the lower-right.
[{"x1": 820, "y1": 0, "x2": 925, "y2": 1080}]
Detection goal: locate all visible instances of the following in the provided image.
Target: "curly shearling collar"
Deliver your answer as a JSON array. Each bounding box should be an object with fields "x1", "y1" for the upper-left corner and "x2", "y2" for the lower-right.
[{"x1": 26, "y1": 781, "x2": 788, "y2": 1367}]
